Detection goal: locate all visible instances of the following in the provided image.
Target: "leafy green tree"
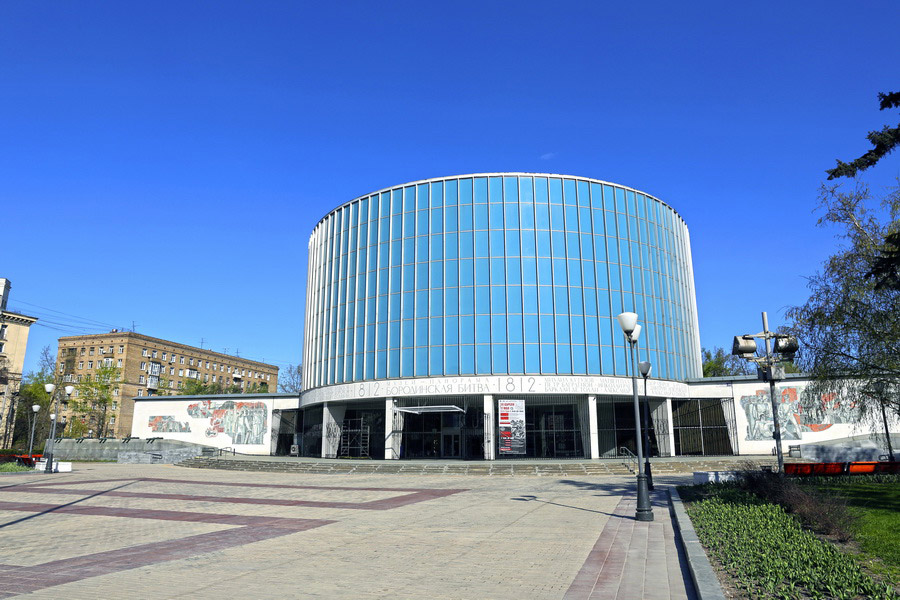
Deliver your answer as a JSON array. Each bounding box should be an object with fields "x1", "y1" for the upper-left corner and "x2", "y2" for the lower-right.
[
  {"x1": 785, "y1": 182, "x2": 900, "y2": 443},
  {"x1": 826, "y1": 91, "x2": 900, "y2": 180},
  {"x1": 68, "y1": 362, "x2": 120, "y2": 438},
  {"x1": 9, "y1": 346, "x2": 64, "y2": 450},
  {"x1": 702, "y1": 347, "x2": 754, "y2": 378}
]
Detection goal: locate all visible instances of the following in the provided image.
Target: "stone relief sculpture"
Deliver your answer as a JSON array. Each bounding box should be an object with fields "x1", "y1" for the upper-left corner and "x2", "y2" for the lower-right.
[{"x1": 740, "y1": 386, "x2": 856, "y2": 441}]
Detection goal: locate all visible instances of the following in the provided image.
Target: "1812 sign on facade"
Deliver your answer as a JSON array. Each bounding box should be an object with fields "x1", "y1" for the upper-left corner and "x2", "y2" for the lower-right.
[{"x1": 498, "y1": 399, "x2": 525, "y2": 454}]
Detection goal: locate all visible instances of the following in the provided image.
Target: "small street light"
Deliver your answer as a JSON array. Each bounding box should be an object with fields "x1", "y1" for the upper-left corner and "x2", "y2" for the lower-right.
[
  {"x1": 638, "y1": 360, "x2": 654, "y2": 491},
  {"x1": 617, "y1": 311, "x2": 653, "y2": 522},
  {"x1": 43, "y1": 383, "x2": 73, "y2": 474},
  {"x1": 732, "y1": 311, "x2": 798, "y2": 473},
  {"x1": 27, "y1": 404, "x2": 40, "y2": 457}
]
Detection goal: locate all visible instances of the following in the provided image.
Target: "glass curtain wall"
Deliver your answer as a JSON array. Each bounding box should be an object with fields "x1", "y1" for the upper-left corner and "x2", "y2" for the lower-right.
[
  {"x1": 671, "y1": 398, "x2": 737, "y2": 455},
  {"x1": 303, "y1": 174, "x2": 701, "y2": 390}
]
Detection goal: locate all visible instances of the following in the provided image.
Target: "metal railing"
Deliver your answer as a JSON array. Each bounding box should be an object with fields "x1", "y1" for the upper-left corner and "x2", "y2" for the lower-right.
[{"x1": 619, "y1": 446, "x2": 637, "y2": 473}]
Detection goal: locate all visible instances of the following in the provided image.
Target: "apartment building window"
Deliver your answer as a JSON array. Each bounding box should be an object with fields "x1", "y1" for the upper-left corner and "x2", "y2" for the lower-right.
[
  {"x1": 162, "y1": 352, "x2": 167, "y2": 360},
  {"x1": 152, "y1": 350, "x2": 158, "y2": 358},
  {"x1": 204, "y1": 374, "x2": 209, "y2": 382},
  {"x1": 242, "y1": 369, "x2": 246, "y2": 376},
  {"x1": 139, "y1": 375, "x2": 145, "y2": 384},
  {"x1": 103, "y1": 358, "x2": 113, "y2": 367},
  {"x1": 108, "y1": 346, "x2": 113, "y2": 354},
  {"x1": 109, "y1": 416, "x2": 116, "y2": 425},
  {"x1": 138, "y1": 389, "x2": 144, "y2": 397},
  {"x1": 169, "y1": 380, "x2": 175, "y2": 389},
  {"x1": 89, "y1": 347, "x2": 95, "y2": 356},
  {"x1": 0, "y1": 325, "x2": 5, "y2": 340},
  {"x1": 267, "y1": 374, "x2": 271, "y2": 381},
  {"x1": 212, "y1": 374, "x2": 217, "y2": 383},
  {"x1": 170, "y1": 354, "x2": 176, "y2": 363},
  {"x1": 78, "y1": 361, "x2": 84, "y2": 369},
  {"x1": 117, "y1": 359, "x2": 122, "y2": 367},
  {"x1": 180, "y1": 357, "x2": 185, "y2": 365},
  {"x1": 142, "y1": 348, "x2": 148, "y2": 357},
  {"x1": 140, "y1": 362, "x2": 146, "y2": 370},
  {"x1": 220, "y1": 365, "x2": 225, "y2": 372},
  {"x1": 205, "y1": 361, "x2": 210, "y2": 369},
  {"x1": 169, "y1": 366, "x2": 175, "y2": 375},
  {"x1": 81, "y1": 347, "x2": 86, "y2": 356},
  {"x1": 178, "y1": 369, "x2": 183, "y2": 377},
  {"x1": 113, "y1": 389, "x2": 119, "y2": 397},
  {"x1": 118, "y1": 345, "x2": 124, "y2": 354},
  {"x1": 88, "y1": 361, "x2": 93, "y2": 369},
  {"x1": 228, "y1": 366, "x2": 232, "y2": 373},
  {"x1": 189, "y1": 358, "x2": 194, "y2": 366},
  {"x1": 112, "y1": 401, "x2": 118, "y2": 410}
]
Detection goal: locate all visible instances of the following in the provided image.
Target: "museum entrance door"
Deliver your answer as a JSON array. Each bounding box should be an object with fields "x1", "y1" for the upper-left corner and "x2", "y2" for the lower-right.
[{"x1": 441, "y1": 429, "x2": 461, "y2": 458}]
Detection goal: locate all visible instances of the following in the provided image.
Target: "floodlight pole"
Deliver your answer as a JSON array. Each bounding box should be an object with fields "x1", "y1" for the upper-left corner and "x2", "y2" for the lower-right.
[{"x1": 761, "y1": 312, "x2": 785, "y2": 474}]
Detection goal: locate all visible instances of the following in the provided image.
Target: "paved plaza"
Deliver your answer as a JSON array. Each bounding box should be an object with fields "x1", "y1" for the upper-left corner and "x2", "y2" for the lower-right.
[{"x1": 0, "y1": 464, "x2": 696, "y2": 599}]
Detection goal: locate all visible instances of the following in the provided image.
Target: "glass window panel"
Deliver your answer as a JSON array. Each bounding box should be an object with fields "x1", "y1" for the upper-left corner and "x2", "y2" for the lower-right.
[
  {"x1": 569, "y1": 288, "x2": 583, "y2": 314},
  {"x1": 403, "y1": 238, "x2": 415, "y2": 264},
  {"x1": 442, "y1": 179, "x2": 455, "y2": 207},
  {"x1": 539, "y1": 286, "x2": 553, "y2": 314},
  {"x1": 537, "y1": 230, "x2": 551, "y2": 257},
  {"x1": 534, "y1": 177, "x2": 548, "y2": 203},
  {"x1": 379, "y1": 192, "x2": 391, "y2": 217},
  {"x1": 445, "y1": 316, "x2": 459, "y2": 345},
  {"x1": 444, "y1": 205, "x2": 458, "y2": 231},
  {"x1": 445, "y1": 287, "x2": 459, "y2": 316},
  {"x1": 535, "y1": 201, "x2": 550, "y2": 230},
  {"x1": 403, "y1": 186, "x2": 416, "y2": 213},
  {"x1": 500, "y1": 201, "x2": 518, "y2": 232},
  {"x1": 416, "y1": 262, "x2": 428, "y2": 289},
  {"x1": 459, "y1": 203, "x2": 474, "y2": 231},
  {"x1": 523, "y1": 286, "x2": 538, "y2": 313},
  {"x1": 556, "y1": 345, "x2": 571, "y2": 373},
  {"x1": 428, "y1": 347, "x2": 443, "y2": 376},
  {"x1": 600, "y1": 346, "x2": 613, "y2": 374},
  {"x1": 492, "y1": 344, "x2": 508, "y2": 373},
  {"x1": 585, "y1": 315, "x2": 599, "y2": 345},
  {"x1": 507, "y1": 314, "x2": 523, "y2": 342},
  {"x1": 614, "y1": 346, "x2": 626, "y2": 376},
  {"x1": 550, "y1": 204, "x2": 564, "y2": 230},
  {"x1": 460, "y1": 231, "x2": 474, "y2": 258},
  {"x1": 476, "y1": 344, "x2": 492, "y2": 372},
  {"x1": 607, "y1": 238, "x2": 619, "y2": 263},
  {"x1": 491, "y1": 315, "x2": 507, "y2": 342},
  {"x1": 416, "y1": 290, "x2": 428, "y2": 317},
  {"x1": 524, "y1": 315, "x2": 539, "y2": 343},
  {"x1": 571, "y1": 315, "x2": 585, "y2": 343},
  {"x1": 520, "y1": 230, "x2": 535, "y2": 257},
  {"x1": 414, "y1": 318, "x2": 427, "y2": 346},
  {"x1": 390, "y1": 294, "x2": 401, "y2": 320},
  {"x1": 480, "y1": 288, "x2": 498, "y2": 318},
  {"x1": 431, "y1": 208, "x2": 443, "y2": 234},
  {"x1": 430, "y1": 235, "x2": 443, "y2": 261},
  {"x1": 444, "y1": 347, "x2": 459, "y2": 376},
  {"x1": 549, "y1": 178, "x2": 563, "y2": 204},
  {"x1": 553, "y1": 258, "x2": 567, "y2": 285},
  {"x1": 562, "y1": 179, "x2": 576, "y2": 206},
  {"x1": 475, "y1": 231, "x2": 489, "y2": 257},
  {"x1": 522, "y1": 257, "x2": 537, "y2": 285},
  {"x1": 460, "y1": 286, "x2": 475, "y2": 313},
  {"x1": 474, "y1": 177, "x2": 487, "y2": 203},
  {"x1": 491, "y1": 285, "x2": 506, "y2": 312},
  {"x1": 506, "y1": 233, "x2": 521, "y2": 261},
  {"x1": 490, "y1": 177, "x2": 504, "y2": 203},
  {"x1": 490, "y1": 230, "x2": 504, "y2": 255},
  {"x1": 610, "y1": 290, "x2": 623, "y2": 316},
  {"x1": 426, "y1": 182, "x2": 441, "y2": 210},
  {"x1": 475, "y1": 258, "x2": 490, "y2": 285},
  {"x1": 417, "y1": 210, "x2": 428, "y2": 236},
  {"x1": 555, "y1": 315, "x2": 570, "y2": 343},
  {"x1": 540, "y1": 344, "x2": 556, "y2": 372},
  {"x1": 540, "y1": 315, "x2": 555, "y2": 343},
  {"x1": 460, "y1": 315, "x2": 475, "y2": 344},
  {"x1": 572, "y1": 344, "x2": 586, "y2": 373},
  {"x1": 459, "y1": 345, "x2": 475, "y2": 374},
  {"x1": 566, "y1": 232, "x2": 580, "y2": 257},
  {"x1": 586, "y1": 346, "x2": 601, "y2": 374},
  {"x1": 430, "y1": 289, "x2": 443, "y2": 316},
  {"x1": 554, "y1": 286, "x2": 569, "y2": 312},
  {"x1": 490, "y1": 203, "x2": 504, "y2": 229},
  {"x1": 525, "y1": 344, "x2": 540, "y2": 373},
  {"x1": 551, "y1": 230, "x2": 565, "y2": 257},
  {"x1": 401, "y1": 320, "x2": 414, "y2": 347},
  {"x1": 507, "y1": 343, "x2": 524, "y2": 374},
  {"x1": 429, "y1": 317, "x2": 443, "y2": 345},
  {"x1": 415, "y1": 348, "x2": 428, "y2": 376},
  {"x1": 626, "y1": 190, "x2": 636, "y2": 215}
]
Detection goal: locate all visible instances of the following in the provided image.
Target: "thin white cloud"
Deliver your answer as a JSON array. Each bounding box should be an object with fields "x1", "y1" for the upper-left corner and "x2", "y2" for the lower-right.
[{"x1": 539, "y1": 152, "x2": 556, "y2": 160}]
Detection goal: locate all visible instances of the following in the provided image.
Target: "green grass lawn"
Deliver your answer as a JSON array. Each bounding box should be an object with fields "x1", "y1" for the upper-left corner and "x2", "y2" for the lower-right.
[
  {"x1": 801, "y1": 478, "x2": 900, "y2": 583},
  {"x1": 0, "y1": 462, "x2": 34, "y2": 473}
]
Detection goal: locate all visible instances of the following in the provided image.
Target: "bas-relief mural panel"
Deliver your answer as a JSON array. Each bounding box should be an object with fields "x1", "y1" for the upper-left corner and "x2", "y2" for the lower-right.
[
  {"x1": 733, "y1": 381, "x2": 857, "y2": 451},
  {"x1": 144, "y1": 400, "x2": 269, "y2": 447}
]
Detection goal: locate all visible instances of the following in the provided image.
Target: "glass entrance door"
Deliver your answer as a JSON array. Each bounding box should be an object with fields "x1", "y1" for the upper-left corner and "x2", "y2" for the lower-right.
[{"x1": 441, "y1": 429, "x2": 461, "y2": 458}]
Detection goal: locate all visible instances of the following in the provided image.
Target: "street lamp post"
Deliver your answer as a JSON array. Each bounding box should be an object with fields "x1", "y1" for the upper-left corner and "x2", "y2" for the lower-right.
[
  {"x1": 638, "y1": 361, "x2": 654, "y2": 491},
  {"x1": 732, "y1": 311, "x2": 799, "y2": 474},
  {"x1": 617, "y1": 312, "x2": 653, "y2": 522},
  {"x1": 27, "y1": 404, "x2": 40, "y2": 457},
  {"x1": 44, "y1": 383, "x2": 73, "y2": 474}
]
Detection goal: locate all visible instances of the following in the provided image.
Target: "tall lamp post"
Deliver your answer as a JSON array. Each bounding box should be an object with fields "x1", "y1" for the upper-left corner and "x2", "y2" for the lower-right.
[
  {"x1": 44, "y1": 383, "x2": 73, "y2": 474},
  {"x1": 732, "y1": 311, "x2": 798, "y2": 474},
  {"x1": 617, "y1": 312, "x2": 653, "y2": 522},
  {"x1": 27, "y1": 404, "x2": 40, "y2": 457},
  {"x1": 638, "y1": 361, "x2": 654, "y2": 491}
]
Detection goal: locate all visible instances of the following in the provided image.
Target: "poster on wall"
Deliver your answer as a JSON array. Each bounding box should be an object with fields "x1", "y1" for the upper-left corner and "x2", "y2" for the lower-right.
[{"x1": 498, "y1": 399, "x2": 526, "y2": 454}]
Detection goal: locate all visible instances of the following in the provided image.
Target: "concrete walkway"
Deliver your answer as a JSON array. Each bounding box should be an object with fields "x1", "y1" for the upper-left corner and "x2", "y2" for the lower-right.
[{"x1": 0, "y1": 464, "x2": 700, "y2": 599}]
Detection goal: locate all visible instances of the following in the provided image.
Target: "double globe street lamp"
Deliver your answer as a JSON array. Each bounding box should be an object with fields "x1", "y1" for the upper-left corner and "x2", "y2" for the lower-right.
[
  {"x1": 27, "y1": 404, "x2": 40, "y2": 457},
  {"x1": 43, "y1": 383, "x2": 74, "y2": 473},
  {"x1": 617, "y1": 312, "x2": 654, "y2": 522}
]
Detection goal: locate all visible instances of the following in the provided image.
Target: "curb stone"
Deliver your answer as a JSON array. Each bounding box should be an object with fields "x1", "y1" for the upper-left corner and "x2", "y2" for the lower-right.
[{"x1": 668, "y1": 486, "x2": 727, "y2": 600}]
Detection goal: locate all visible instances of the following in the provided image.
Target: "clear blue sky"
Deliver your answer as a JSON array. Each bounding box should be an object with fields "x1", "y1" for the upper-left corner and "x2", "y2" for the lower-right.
[{"x1": 3, "y1": 1, "x2": 898, "y2": 378}]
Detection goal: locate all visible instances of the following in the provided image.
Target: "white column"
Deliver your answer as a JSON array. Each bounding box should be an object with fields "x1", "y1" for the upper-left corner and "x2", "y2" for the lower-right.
[
  {"x1": 321, "y1": 402, "x2": 345, "y2": 458},
  {"x1": 587, "y1": 395, "x2": 600, "y2": 459},
  {"x1": 384, "y1": 398, "x2": 400, "y2": 460},
  {"x1": 483, "y1": 395, "x2": 495, "y2": 461},
  {"x1": 666, "y1": 398, "x2": 676, "y2": 457}
]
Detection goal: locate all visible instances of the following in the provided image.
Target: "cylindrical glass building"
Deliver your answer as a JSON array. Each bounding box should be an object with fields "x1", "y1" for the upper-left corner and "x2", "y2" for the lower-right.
[{"x1": 300, "y1": 174, "x2": 707, "y2": 460}]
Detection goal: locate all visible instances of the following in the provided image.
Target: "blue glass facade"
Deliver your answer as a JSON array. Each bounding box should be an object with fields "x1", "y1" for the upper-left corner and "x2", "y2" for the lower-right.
[{"x1": 303, "y1": 174, "x2": 701, "y2": 391}]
